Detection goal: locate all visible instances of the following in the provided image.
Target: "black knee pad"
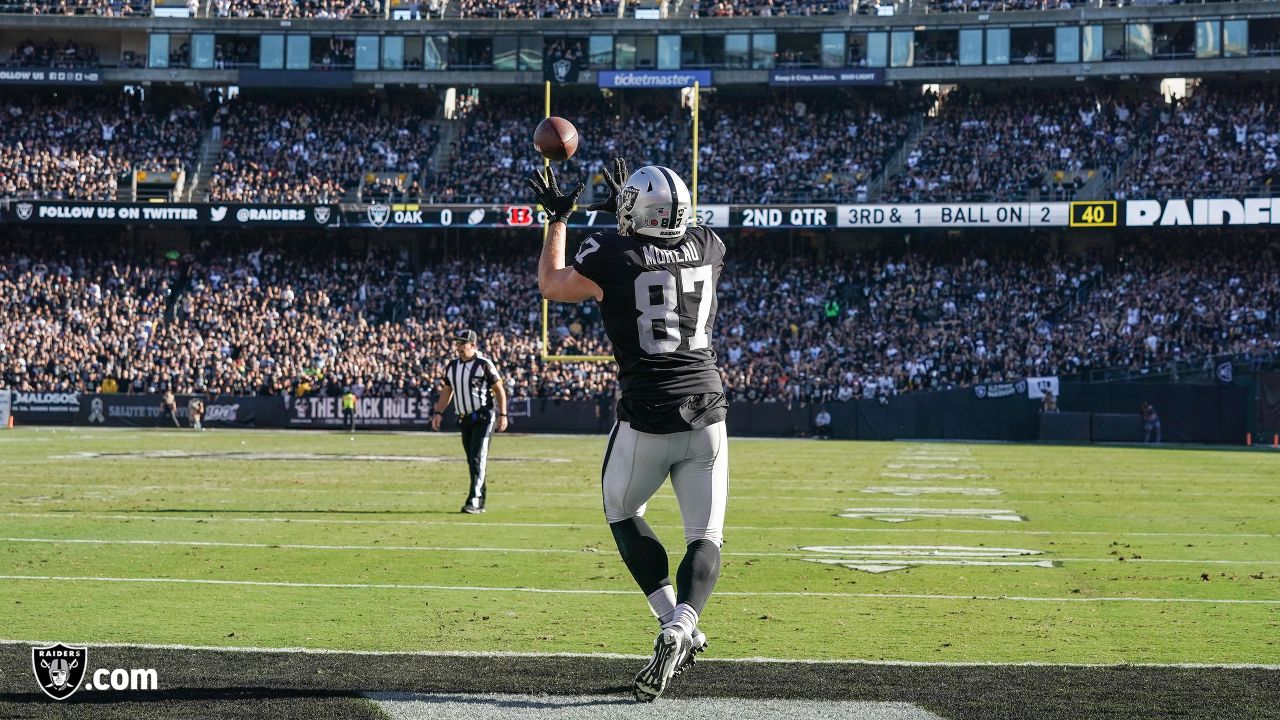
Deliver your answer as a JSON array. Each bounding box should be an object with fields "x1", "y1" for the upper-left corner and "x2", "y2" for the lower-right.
[{"x1": 609, "y1": 517, "x2": 670, "y2": 596}]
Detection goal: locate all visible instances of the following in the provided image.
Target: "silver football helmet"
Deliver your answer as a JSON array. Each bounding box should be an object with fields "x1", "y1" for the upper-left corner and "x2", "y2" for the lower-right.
[{"x1": 618, "y1": 166, "x2": 692, "y2": 241}]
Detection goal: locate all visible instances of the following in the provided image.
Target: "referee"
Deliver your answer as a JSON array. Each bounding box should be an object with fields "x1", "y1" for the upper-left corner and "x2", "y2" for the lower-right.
[{"x1": 431, "y1": 329, "x2": 509, "y2": 514}]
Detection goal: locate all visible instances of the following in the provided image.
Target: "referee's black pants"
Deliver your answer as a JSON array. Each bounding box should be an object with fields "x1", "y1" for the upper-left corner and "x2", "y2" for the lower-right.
[{"x1": 459, "y1": 410, "x2": 495, "y2": 510}]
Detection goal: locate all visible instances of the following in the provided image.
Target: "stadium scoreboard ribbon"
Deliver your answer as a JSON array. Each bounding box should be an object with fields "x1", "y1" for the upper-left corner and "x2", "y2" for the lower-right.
[
  {"x1": 15, "y1": 198, "x2": 1280, "y2": 230},
  {"x1": 836, "y1": 203, "x2": 1071, "y2": 228},
  {"x1": 1069, "y1": 201, "x2": 1118, "y2": 228}
]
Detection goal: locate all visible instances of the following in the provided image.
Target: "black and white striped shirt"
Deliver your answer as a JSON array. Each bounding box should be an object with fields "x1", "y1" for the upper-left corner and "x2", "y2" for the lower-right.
[{"x1": 443, "y1": 353, "x2": 501, "y2": 415}]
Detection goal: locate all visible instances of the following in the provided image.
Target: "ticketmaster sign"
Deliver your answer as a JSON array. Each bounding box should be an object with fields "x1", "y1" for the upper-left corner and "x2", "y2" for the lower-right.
[{"x1": 597, "y1": 70, "x2": 712, "y2": 88}]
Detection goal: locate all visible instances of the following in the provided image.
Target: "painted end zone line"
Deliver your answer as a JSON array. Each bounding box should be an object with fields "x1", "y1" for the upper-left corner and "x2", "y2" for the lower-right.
[
  {"x1": 3, "y1": 575, "x2": 1278, "y2": 604},
  {"x1": 0, "y1": 639, "x2": 1274, "y2": 670}
]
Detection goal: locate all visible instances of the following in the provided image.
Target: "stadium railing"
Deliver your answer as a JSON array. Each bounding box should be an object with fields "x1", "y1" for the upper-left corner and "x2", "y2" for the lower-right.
[{"x1": 1062, "y1": 352, "x2": 1280, "y2": 385}]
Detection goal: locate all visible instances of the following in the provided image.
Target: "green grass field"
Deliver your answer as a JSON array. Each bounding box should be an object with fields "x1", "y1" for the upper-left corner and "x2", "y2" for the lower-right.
[{"x1": 2, "y1": 427, "x2": 1277, "y2": 666}]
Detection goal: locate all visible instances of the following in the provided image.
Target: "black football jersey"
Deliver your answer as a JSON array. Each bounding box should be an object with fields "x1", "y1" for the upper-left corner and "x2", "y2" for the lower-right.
[{"x1": 573, "y1": 225, "x2": 727, "y2": 434}]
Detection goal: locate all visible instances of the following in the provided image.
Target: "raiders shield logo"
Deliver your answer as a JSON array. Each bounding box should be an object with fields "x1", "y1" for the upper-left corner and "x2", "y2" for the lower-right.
[
  {"x1": 619, "y1": 186, "x2": 639, "y2": 214},
  {"x1": 367, "y1": 203, "x2": 390, "y2": 228},
  {"x1": 16, "y1": 202, "x2": 34, "y2": 221},
  {"x1": 1216, "y1": 361, "x2": 1234, "y2": 384},
  {"x1": 32, "y1": 644, "x2": 88, "y2": 700},
  {"x1": 313, "y1": 207, "x2": 331, "y2": 224},
  {"x1": 553, "y1": 58, "x2": 572, "y2": 83}
]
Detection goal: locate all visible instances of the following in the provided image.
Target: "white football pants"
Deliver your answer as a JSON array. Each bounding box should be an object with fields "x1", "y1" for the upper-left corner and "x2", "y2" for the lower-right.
[{"x1": 601, "y1": 420, "x2": 728, "y2": 546}]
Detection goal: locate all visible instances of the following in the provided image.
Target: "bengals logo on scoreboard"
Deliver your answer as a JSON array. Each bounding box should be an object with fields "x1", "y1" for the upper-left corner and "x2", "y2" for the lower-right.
[{"x1": 506, "y1": 206, "x2": 534, "y2": 226}]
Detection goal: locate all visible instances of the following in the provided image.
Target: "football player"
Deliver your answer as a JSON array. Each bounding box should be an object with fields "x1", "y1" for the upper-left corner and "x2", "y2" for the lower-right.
[{"x1": 529, "y1": 159, "x2": 728, "y2": 702}]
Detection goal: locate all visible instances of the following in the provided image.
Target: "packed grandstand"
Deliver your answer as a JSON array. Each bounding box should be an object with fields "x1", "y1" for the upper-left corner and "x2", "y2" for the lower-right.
[
  {"x1": 0, "y1": 82, "x2": 1277, "y2": 204},
  {"x1": 1, "y1": 0, "x2": 1278, "y2": 418},
  {"x1": 1, "y1": 229, "x2": 1276, "y2": 406}
]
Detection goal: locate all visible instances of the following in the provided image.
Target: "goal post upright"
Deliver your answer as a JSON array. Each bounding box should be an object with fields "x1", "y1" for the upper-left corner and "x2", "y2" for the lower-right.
[{"x1": 539, "y1": 79, "x2": 614, "y2": 364}]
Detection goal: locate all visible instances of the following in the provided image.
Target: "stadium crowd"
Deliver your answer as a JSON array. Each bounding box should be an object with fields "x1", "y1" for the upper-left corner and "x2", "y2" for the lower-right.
[
  {"x1": 432, "y1": 90, "x2": 915, "y2": 204},
  {"x1": 208, "y1": 96, "x2": 440, "y2": 203},
  {"x1": 455, "y1": 0, "x2": 616, "y2": 18},
  {"x1": 691, "y1": 0, "x2": 855, "y2": 17},
  {"x1": 0, "y1": 94, "x2": 203, "y2": 201},
  {"x1": 0, "y1": 0, "x2": 146, "y2": 15},
  {"x1": 0, "y1": 83, "x2": 1273, "y2": 205},
  {"x1": 884, "y1": 89, "x2": 1143, "y2": 202},
  {"x1": 208, "y1": 0, "x2": 382, "y2": 18},
  {"x1": 1113, "y1": 84, "x2": 1280, "y2": 202},
  {"x1": 4, "y1": 39, "x2": 99, "y2": 68},
  {"x1": 700, "y1": 93, "x2": 914, "y2": 202},
  {"x1": 0, "y1": 0, "x2": 1242, "y2": 16},
  {"x1": 1, "y1": 231, "x2": 1275, "y2": 406}
]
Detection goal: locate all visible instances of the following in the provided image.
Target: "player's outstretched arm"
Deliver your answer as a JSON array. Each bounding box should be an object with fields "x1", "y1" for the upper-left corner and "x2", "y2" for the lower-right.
[
  {"x1": 539, "y1": 220, "x2": 602, "y2": 304},
  {"x1": 529, "y1": 167, "x2": 602, "y2": 304}
]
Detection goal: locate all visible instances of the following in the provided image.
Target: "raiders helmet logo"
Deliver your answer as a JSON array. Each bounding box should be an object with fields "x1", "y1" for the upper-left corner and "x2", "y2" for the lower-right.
[
  {"x1": 367, "y1": 204, "x2": 390, "y2": 228},
  {"x1": 32, "y1": 644, "x2": 88, "y2": 701},
  {"x1": 16, "y1": 202, "x2": 34, "y2": 220},
  {"x1": 553, "y1": 59, "x2": 572, "y2": 83},
  {"x1": 619, "y1": 186, "x2": 639, "y2": 214},
  {"x1": 313, "y1": 207, "x2": 331, "y2": 224}
]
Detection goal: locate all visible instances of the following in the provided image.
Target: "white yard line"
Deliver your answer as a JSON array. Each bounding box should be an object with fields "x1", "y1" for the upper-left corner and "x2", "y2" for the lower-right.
[
  {"x1": 3, "y1": 535, "x2": 1278, "y2": 565},
  {"x1": 0, "y1": 638, "x2": 1274, "y2": 669},
  {"x1": 3, "y1": 574, "x2": 1279, "y2": 604},
  {"x1": 2, "y1": 512, "x2": 1277, "y2": 539},
  {"x1": 4, "y1": 482, "x2": 1274, "y2": 505}
]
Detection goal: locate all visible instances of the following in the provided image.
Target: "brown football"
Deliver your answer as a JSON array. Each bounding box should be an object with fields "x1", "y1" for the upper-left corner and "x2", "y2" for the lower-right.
[{"x1": 534, "y1": 116, "x2": 579, "y2": 162}]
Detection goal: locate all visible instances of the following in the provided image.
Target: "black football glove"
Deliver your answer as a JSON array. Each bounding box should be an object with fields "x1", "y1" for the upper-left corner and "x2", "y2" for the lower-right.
[
  {"x1": 586, "y1": 157, "x2": 629, "y2": 215},
  {"x1": 527, "y1": 166, "x2": 584, "y2": 225}
]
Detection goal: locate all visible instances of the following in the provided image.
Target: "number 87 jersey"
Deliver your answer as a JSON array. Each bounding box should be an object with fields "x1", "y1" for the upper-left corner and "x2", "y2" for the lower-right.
[{"x1": 572, "y1": 225, "x2": 728, "y2": 434}]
